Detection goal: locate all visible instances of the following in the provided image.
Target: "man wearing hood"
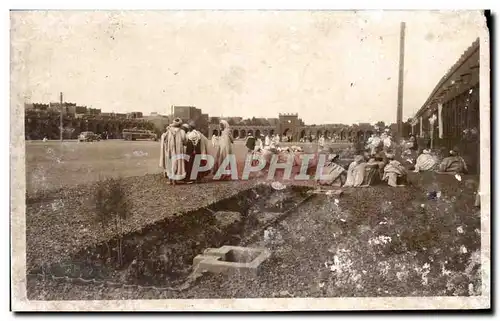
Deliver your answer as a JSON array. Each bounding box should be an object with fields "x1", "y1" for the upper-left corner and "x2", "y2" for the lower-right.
[
  {"x1": 413, "y1": 149, "x2": 437, "y2": 172},
  {"x1": 183, "y1": 120, "x2": 210, "y2": 183},
  {"x1": 382, "y1": 153, "x2": 407, "y2": 187},
  {"x1": 159, "y1": 118, "x2": 186, "y2": 185},
  {"x1": 212, "y1": 120, "x2": 234, "y2": 179}
]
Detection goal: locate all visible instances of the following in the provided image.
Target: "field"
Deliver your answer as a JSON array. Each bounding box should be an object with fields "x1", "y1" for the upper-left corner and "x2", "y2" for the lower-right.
[
  {"x1": 24, "y1": 139, "x2": 483, "y2": 300},
  {"x1": 26, "y1": 140, "x2": 168, "y2": 194},
  {"x1": 25, "y1": 139, "x2": 344, "y2": 194}
]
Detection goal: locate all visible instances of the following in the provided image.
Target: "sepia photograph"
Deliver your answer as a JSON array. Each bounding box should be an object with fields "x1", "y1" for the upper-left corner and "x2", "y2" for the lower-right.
[{"x1": 10, "y1": 9, "x2": 491, "y2": 311}]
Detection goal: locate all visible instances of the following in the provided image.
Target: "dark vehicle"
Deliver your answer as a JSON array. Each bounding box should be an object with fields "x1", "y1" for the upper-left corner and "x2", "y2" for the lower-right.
[
  {"x1": 122, "y1": 129, "x2": 158, "y2": 141},
  {"x1": 78, "y1": 131, "x2": 101, "y2": 142}
]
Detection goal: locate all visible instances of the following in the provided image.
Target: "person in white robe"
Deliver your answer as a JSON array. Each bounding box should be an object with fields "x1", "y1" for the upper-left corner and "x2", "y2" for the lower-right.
[
  {"x1": 383, "y1": 154, "x2": 407, "y2": 187},
  {"x1": 212, "y1": 120, "x2": 234, "y2": 179},
  {"x1": 211, "y1": 134, "x2": 218, "y2": 148},
  {"x1": 367, "y1": 134, "x2": 382, "y2": 155},
  {"x1": 413, "y1": 149, "x2": 437, "y2": 172},
  {"x1": 264, "y1": 134, "x2": 271, "y2": 147},
  {"x1": 318, "y1": 135, "x2": 326, "y2": 151},
  {"x1": 254, "y1": 135, "x2": 264, "y2": 152},
  {"x1": 184, "y1": 121, "x2": 210, "y2": 183},
  {"x1": 382, "y1": 132, "x2": 393, "y2": 151},
  {"x1": 159, "y1": 118, "x2": 186, "y2": 185},
  {"x1": 344, "y1": 155, "x2": 367, "y2": 187}
]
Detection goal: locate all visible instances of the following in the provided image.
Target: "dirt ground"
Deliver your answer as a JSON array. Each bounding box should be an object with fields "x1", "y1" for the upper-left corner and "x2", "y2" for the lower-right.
[
  {"x1": 25, "y1": 175, "x2": 261, "y2": 270},
  {"x1": 25, "y1": 139, "x2": 482, "y2": 300},
  {"x1": 26, "y1": 171, "x2": 482, "y2": 299},
  {"x1": 25, "y1": 139, "x2": 347, "y2": 269},
  {"x1": 192, "y1": 172, "x2": 482, "y2": 299}
]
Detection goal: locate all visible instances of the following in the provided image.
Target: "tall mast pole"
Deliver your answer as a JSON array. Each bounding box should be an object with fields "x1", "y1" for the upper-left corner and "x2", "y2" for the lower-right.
[{"x1": 396, "y1": 22, "x2": 406, "y2": 141}]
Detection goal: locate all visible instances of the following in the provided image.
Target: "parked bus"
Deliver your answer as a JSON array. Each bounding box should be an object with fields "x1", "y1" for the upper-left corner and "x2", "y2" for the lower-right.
[{"x1": 122, "y1": 128, "x2": 158, "y2": 141}]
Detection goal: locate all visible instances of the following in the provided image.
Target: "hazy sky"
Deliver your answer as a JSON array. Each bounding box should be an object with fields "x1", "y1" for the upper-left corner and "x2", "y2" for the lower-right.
[{"x1": 11, "y1": 10, "x2": 484, "y2": 125}]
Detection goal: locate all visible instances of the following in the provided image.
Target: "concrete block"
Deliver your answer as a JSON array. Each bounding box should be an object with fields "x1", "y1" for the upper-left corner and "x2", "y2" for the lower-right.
[{"x1": 193, "y1": 245, "x2": 271, "y2": 276}]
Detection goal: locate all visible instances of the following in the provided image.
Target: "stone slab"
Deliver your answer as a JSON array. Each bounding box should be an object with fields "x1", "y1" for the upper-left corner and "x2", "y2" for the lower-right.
[{"x1": 193, "y1": 245, "x2": 271, "y2": 276}]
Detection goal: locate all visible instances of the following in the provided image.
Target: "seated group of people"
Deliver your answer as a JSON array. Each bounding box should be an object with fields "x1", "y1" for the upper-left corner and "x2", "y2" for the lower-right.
[
  {"x1": 316, "y1": 143, "x2": 469, "y2": 188},
  {"x1": 411, "y1": 146, "x2": 468, "y2": 175},
  {"x1": 316, "y1": 150, "x2": 407, "y2": 188}
]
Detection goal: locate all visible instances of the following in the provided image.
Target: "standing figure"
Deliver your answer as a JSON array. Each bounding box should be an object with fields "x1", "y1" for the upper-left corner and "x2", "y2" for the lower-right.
[
  {"x1": 245, "y1": 132, "x2": 256, "y2": 154},
  {"x1": 367, "y1": 133, "x2": 382, "y2": 155},
  {"x1": 184, "y1": 121, "x2": 210, "y2": 183},
  {"x1": 318, "y1": 135, "x2": 325, "y2": 151},
  {"x1": 211, "y1": 133, "x2": 219, "y2": 148},
  {"x1": 159, "y1": 118, "x2": 186, "y2": 185},
  {"x1": 254, "y1": 134, "x2": 264, "y2": 152},
  {"x1": 159, "y1": 128, "x2": 168, "y2": 171},
  {"x1": 381, "y1": 130, "x2": 393, "y2": 152},
  {"x1": 212, "y1": 120, "x2": 234, "y2": 179},
  {"x1": 264, "y1": 134, "x2": 271, "y2": 147}
]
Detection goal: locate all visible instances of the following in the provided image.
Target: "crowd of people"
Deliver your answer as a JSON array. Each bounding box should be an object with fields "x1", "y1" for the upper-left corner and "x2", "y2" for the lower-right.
[
  {"x1": 160, "y1": 118, "x2": 313, "y2": 184},
  {"x1": 160, "y1": 118, "x2": 209, "y2": 185},
  {"x1": 160, "y1": 118, "x2": 247, "y2": 185},
  {"x1": 299, "y1": 134, "x2": 341, "y2": 143},
  {"x1": 159, "y1": 118, "x2": 472, "y2": 190},
  {"x1": 401, "y1": 134, "x2": 469, "y2": 175},
  {"x1": 316, "y1": 129, "x2": 470, "y2": 189}
]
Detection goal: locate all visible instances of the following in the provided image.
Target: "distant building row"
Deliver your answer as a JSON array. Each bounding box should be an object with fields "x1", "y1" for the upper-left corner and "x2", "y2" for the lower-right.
[
  {"x1": 25, "y1": 103, "x2": 405, "y2": 142},
  {"x1": 25, "y1": 103, "x2": 144, "y2": 119}
]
